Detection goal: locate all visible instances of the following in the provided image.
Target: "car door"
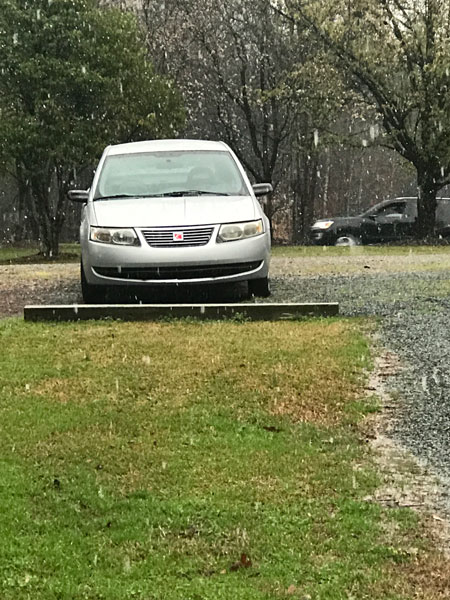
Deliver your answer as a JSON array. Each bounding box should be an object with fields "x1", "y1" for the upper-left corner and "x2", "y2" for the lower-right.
[
  {"x1": 395, "y1": 198, "x2": 417, "y2": 239},
  {"x1": 436, "y1": 199, "x2": 450, "y2": 236},
  {"x1": 363, "y1": 200, "x2": 408, "y2": 242}
]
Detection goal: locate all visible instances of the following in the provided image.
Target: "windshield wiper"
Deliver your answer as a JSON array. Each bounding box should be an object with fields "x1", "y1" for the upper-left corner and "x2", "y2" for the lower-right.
[
  {"x1": 94, "y1": 194, "x2": 150, "y2": 201},
  {"x1": 94, "y1": 190, "x2": 231, "y2": 200},
  {"x1": 158, "y1": 190, "x2": 230, "y2": 197}
]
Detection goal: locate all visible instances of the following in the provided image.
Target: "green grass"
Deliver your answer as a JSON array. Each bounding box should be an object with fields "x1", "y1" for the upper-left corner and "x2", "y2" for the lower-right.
[
  {"x1": 0, "y1": 246, "x2": 37, "y2": 262},
  {"x1": 272, "y1": 244, "x2": 450, "y2": 257},
  {"x1": 0, "y1": 317, "x2": 443, "y2": 599},
  {"x1": 0, "y1": 243, "x2": 80, "y2": 264},
  {"x1": 3, "y1": 242, "x2": 450, "y2": 265}
]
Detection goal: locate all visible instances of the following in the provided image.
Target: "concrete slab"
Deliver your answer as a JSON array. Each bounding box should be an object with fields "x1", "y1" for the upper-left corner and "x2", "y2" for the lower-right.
[{"x1": 24, "y1": 302, "x2": 339, "y2": 322}]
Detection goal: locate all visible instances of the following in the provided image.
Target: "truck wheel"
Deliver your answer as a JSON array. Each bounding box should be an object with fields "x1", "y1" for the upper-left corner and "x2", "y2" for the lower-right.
[
  {"x1": 248, "y1": 277, "x2": 270, "y2": 298},
  {"x1": 81, "y1": 261, "x2": 107, "y2": 303},
  {"x1": 334, "y1": 234, "x2": 361, "y2": 247}
]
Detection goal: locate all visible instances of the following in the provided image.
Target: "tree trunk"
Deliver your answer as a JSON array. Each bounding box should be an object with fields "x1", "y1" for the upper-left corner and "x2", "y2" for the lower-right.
[
  {"x1": 292, "y1": 144, "x2": 318, "y2": 245},
  {"x1": 416, "y1": 169, "x2": 437, "y2": 238},
  {"x1": 29, "y1": 171, "x2": 61, "y2": 257},
  {"x1": 15, "y1": 161, "x2": 40, "y2": 242},
  {"x1": 35, "y1": 204, "x2": 59, "y2": 257},
  {"x1": 263, "y1": 193, "x2": 275, "y2": 242},
  {"x1": 321, "y1": 149, "x2": 330, "y2": 216},
  {"x1": 18, "y1": 161, "x2": 73, "y2": 257}
]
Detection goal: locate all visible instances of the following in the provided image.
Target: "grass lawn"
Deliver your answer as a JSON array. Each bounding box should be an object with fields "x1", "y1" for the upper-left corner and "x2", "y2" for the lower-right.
[
  {"x1": 3, "y1": 242, "x2": 450, "y2": 265},
  {"x1": 271, "y1": 245, "x2": 450, "y2": 257},
  {"x1": 1, "y1": 317, "x2": 448, "y2": 599},
  {"x1": 0, "y1": 243, "x2": 80, "y2": 264}
]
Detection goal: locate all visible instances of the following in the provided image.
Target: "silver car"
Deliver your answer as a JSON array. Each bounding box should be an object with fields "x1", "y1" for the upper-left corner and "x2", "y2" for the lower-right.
[{"x1": 69, "y1": 139, "x2": 272, "y2": 303}]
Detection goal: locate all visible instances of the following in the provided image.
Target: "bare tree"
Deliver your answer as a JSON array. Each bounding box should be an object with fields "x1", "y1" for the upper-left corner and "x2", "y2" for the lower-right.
[
  {"x1": 142, "y1": 0, "x2": 346, "y2": 240},
  {"x1": 278, "y1": 0, "x2": 450, "y2": 237}
]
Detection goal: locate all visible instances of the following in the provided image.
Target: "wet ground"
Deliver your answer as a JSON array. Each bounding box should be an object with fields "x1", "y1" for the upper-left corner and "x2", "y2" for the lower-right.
[{"x1": 3, "y1": 250, "x2": 450, "y2": 315}]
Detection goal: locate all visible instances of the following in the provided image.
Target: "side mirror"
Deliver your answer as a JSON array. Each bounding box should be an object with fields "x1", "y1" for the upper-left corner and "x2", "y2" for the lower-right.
[
  {"x1": 252, "y1": 183, "x2": 273, "y2": 197},
  {"x1": 68, "y1": 189, "x2": 89, "y2": 203}
]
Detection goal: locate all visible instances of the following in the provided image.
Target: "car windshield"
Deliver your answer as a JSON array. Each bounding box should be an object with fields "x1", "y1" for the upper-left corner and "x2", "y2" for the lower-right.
[
  {"x1": 93, "y1": 150, "x2": 249, "y2": 199},
  {"x1": 361, "y1": 201, "x2": 397, "y2": 218}
]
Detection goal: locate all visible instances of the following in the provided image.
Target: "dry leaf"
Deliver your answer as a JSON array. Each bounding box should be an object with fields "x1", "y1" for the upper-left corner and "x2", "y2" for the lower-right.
[{"x1": 287, "y1": 584, "x2": 297, "y2": 595}]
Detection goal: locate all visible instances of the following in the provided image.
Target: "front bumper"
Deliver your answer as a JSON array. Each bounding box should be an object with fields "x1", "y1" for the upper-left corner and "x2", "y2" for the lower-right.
[
  {"x1": 310, "y1": 228, "x2": 335, "y2": 245},
  {"x1": 82, "y1": 226, "x2": 270, "y2": 286}
]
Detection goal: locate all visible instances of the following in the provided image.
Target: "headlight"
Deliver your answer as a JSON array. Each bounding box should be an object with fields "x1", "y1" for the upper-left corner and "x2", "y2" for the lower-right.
[
  {"x1": 90, "y1": 227, "x2": 140, "y2": 246},
  {"x1": 312, "y1": 220, "x2": 334, "y2": 230},
  {"x1": 218, "y1": 219, "x2": 264, "y2": 242}
]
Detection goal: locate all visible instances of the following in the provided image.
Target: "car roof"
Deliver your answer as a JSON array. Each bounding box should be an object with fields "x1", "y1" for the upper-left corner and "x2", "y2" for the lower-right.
[
  {"x1": 105, "y1": 139, "x2": 230, "y2": 156},
  {"x1": 386, "y1": 196, "x2": 450, "y2": 201},
  {"x1": 372, "y1": 196, "x2": 450, "y2": 209}
]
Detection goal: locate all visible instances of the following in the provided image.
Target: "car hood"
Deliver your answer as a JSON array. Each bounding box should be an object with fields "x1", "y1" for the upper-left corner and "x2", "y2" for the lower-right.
[
  {"x1": 311, "y1": 215, "x2": 361, "y2": 228},
  {"x1": 92, "y1": 195, "x2": 257, "y2": 227}
]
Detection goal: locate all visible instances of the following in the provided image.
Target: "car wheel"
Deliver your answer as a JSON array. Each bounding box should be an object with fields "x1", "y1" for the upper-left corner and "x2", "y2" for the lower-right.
[
  {"x1": 334, "y1": 234, "x2": 361, "y2": 247},
  {"x1": 81, "y1": 261, "x2": 107, "y2": 303},
  {"x1": 248, "y1": 277, "x2": 270, "y2": 298}
]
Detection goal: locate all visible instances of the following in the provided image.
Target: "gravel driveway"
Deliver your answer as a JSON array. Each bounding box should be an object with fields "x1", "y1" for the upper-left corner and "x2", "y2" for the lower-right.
[
  {"x1": 2, "y1": 252, "x2": 450, "y2": 498},
  {"x1": 270, "y1": 260, "x2": 450, "y2": 487}
]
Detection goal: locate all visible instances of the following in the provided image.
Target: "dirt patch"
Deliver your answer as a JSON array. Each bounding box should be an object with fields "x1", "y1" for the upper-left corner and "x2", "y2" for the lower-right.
[
  {"x1": 3, "y1": 253, "x2": 449, "y2": 320},
  {"x1": 0, "y1": 263, "x2": 80, "y2": 319},
  {"x1": 270, "y1": 252, "x2": 450, "y2": 277}
]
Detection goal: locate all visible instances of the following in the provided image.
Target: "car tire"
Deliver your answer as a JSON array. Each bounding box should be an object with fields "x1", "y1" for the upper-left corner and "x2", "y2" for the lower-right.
[
  {"x1": 81, "y1": 261, "x2": 107, "y2": 303},
  {"x1": 248, "y1": 277, "x2": 270, "y2": 298},
  {"x1": 334, "y1": 234, "x2": 361, "y2": 247}
]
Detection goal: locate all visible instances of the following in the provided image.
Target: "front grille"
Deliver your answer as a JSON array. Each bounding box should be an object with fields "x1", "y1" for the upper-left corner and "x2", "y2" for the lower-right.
[
  {"x1": 94, "y1": 261, "x2": 262, "y2": 281},
  {"x1": 141, "y1": 227, "x2": 214, "y2": 247}
]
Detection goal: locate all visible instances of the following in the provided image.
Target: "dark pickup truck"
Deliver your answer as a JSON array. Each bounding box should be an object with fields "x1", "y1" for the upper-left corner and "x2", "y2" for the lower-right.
[{"x1": 310, "y1": 197, "x2": 450, "y2": 246}]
